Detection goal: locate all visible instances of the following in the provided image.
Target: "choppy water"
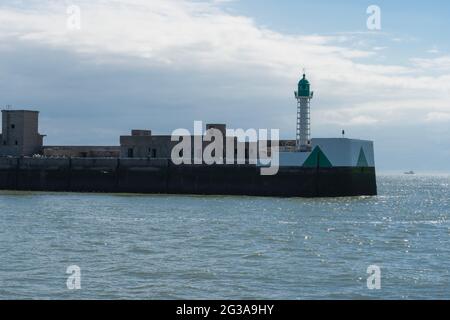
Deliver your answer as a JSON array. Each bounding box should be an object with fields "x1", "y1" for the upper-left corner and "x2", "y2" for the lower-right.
[{"x1": 0, "y1": 175, "x2": 449, "y2": 300}]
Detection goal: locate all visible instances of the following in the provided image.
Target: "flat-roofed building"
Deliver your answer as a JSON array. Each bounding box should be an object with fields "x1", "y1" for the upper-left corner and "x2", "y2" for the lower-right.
[{"x1": 0, "y1": 109, "x2": 45, "y2": 156}]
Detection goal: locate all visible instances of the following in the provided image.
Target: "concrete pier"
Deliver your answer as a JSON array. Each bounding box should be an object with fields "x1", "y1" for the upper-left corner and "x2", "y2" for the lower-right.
[{"x1": 0, "y1": 157, "x2": 377, "y2": 197}]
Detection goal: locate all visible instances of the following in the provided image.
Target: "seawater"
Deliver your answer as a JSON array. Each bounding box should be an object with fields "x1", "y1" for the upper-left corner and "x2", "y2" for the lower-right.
[{"x1": 0, "y1": 174, "x2": 449, "y2": 299}]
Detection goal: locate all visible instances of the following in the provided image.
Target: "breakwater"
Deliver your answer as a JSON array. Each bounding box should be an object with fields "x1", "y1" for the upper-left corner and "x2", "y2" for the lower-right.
[{"x1": 0, "y1": 157, "x2": 377, "y2": 197}]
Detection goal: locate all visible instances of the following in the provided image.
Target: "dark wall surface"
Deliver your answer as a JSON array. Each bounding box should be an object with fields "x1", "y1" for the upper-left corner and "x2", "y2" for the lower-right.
[{"x1": 0, "y1": 157, "x2": 377, "y2": 197}]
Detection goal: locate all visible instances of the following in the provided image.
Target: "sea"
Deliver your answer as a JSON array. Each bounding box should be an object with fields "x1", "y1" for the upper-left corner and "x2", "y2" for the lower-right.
[{"x1": 0, "y1": 174, "x2": 449, "y2": 300}]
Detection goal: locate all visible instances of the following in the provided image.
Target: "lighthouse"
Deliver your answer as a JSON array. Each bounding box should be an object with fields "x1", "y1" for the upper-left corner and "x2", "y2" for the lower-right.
[{"x1": 294, "y1": 73, "x2": 313, "y2": 152}]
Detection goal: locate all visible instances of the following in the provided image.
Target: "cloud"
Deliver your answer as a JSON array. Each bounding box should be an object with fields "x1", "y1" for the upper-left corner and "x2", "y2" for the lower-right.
[
  {"x1": 0, "y1": 0, "x2": 447, "y2": 90},
  {"x1": 426, "y1": 47, "x2": 440, "y2": 54},
  {"x1": 0, "y1": 0, "x2": 449, "y2": 170},
  {"x1": 411, "y1": 55, "x2": 450, "y2": 71},
  {"x1": 426, "y1": 112, "x2": 450, "y2": 123},
  {"x1": 1, "y1": 1, "x2": 448, "y2": 103}
]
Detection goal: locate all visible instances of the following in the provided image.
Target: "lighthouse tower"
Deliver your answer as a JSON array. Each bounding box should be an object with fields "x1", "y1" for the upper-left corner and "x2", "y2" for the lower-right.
[{"x1": 294, "y1": 73, "x2": 313, "y2": 152}]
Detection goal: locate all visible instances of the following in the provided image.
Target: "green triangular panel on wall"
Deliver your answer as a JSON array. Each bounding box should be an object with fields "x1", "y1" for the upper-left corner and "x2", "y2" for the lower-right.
[
  {"x1": 303, "y1": 146, "x2": 333, "y2": 168},
  {"x1": 357, "y1": 147, "x2": 369, "y2": 167}
]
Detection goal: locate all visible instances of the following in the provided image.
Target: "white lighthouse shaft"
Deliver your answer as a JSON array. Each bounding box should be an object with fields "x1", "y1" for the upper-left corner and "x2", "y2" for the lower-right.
[{"x1": 296, "y1": 96, "x2": 312, "y2": 152}]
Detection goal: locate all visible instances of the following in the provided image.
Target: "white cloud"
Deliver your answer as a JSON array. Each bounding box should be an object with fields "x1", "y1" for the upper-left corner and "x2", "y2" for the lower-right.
[
  {"x1": 411, "y1": 55, "x2": 450, "y2": 71},
  {"x1": 426, "y1": 112, "x2": 450, "y2": 123},
  {"x1": 426, "y1": 46, "x2": 440, "y2": 54},
  {"x1": 0, "y1": 0, "x2": 449, "y2": 129}
]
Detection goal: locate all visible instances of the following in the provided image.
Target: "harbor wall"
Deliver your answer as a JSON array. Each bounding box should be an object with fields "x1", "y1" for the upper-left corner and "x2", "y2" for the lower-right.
[{"x1": 0, "y1": 157, "x2": 377, "y2": 197}]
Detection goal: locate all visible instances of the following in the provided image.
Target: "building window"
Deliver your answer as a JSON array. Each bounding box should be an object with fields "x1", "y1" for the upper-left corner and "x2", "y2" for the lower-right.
[
  {"x1": 11, "y1": 124, "x2": 15, "y2": 129},
  {"x1": 148, "y1": 148, "x2": 157, "y2": 158},
  {"x1": 15, "y1": 140, "x2": 18, "y2": 145},
  {"x1": 128, "y1": 148, "x2": 134, "y2": 158}
]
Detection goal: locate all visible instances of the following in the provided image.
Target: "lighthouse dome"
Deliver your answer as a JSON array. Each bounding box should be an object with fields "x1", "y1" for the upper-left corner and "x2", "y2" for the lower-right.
[{"x1": 298, "y1": 74, "x2": 310, "y2": 97}]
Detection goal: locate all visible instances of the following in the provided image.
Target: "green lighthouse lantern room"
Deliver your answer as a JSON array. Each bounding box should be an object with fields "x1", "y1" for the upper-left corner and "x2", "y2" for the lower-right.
[{"x1": 298, "y1": 74, "x2": 311, "y2": 97}]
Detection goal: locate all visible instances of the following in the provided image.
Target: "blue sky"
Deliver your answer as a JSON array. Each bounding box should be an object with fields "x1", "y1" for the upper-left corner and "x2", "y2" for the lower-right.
[
  {"x1": 0, "y1": 0, "x2": 449, "y2": 172},
  {"x1": 230, "y1": 0, "x2": 450, "y2": 38},
  {"x1": 229, "y1": 0, "x2": 450, "y2": 63}
]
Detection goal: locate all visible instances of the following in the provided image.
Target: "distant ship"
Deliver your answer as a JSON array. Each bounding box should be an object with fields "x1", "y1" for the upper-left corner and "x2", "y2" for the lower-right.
[{"x1": 404, "y1": 171, "x2": 415, "y2": 175}]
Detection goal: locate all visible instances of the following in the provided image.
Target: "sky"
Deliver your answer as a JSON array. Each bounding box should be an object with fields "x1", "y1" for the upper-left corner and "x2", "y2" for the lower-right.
[{"x1": 0, "y1": 0, "x2": 449, "y2": 172}]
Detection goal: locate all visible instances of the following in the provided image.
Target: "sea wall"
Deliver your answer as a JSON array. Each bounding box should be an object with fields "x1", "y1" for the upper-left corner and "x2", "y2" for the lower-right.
[{"x1": 0, "y1": 157, "x2": 377, "y2": 197}]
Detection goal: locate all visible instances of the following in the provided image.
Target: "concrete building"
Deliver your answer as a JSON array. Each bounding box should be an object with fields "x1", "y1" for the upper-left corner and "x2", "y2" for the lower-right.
[
  {"x1": 277, "y1": 138, "x2": 375, "y2": 168},
  {"x1": 120, "y1": 129, "x2": 155, "y2": 158},
  {"x1": 120, "y1": 124, "x2": 295, "y2": 163},
  {"x1": 120, "y1": 124, "x2": 230, "y2": 159},
  {"x1": 0, "y1": 110, "x2": 45, "y2": 156}
]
